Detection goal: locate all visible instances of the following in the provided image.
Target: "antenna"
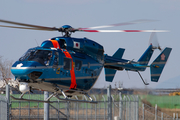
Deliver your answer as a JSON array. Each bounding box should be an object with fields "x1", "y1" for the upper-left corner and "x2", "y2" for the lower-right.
[
  {"x1": 35, "y1": 39, "x2": 39, "y2": 46},
  {"x1": 126, "y1": 71, "x2": 130, "y2": 79}
]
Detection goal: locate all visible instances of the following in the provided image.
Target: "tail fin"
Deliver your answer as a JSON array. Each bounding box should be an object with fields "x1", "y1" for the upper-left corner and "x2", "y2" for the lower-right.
[
  {"x1": 138, "y1": 32, "x2": 163, "y2": 67},
  {"x1": 105, "y1": 48, "x2": 125, "y2": 82},
  {"x1": 150, "y1": 47, "x2": 172, "y2": 82},
  {"x1": 138, "y1": 45, "x2": 154, "y2": 67}
]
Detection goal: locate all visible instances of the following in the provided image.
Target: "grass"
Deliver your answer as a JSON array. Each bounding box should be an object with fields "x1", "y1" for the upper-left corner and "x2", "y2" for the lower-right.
[
  {"x1": 10, "y1": 94, "x2": 110, "y2": 108},
  {"x1": 10, "y1": 94, "x2": 68, "y2": 108},
  {"x1": 5, "y1": 93, "x2": 180, "y2": 109},
  {"x1": 141, "y1": 95, "x2": 180, "y2": 109},
  {"x1": 9, "y1": 94, "x2": 120, "y2": 109}
]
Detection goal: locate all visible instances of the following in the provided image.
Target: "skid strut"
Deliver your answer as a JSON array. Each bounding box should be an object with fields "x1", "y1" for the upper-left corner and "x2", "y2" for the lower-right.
[{"x1": 11, "y1": 88, "x2": 97, "y2": 104}]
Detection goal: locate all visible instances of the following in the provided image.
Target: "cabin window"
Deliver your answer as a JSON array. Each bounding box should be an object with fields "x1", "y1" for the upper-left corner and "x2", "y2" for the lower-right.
[
  {"x1": 63, "y1": 57, "x2": 71, "y2": 70},
  {"x1": 59, "y1": 39, "x2": 67, "y2": 49},
  {"x1": 75, "y1": 60, "x2": 82, "y2": 71},
  {"x1": 53, "y1": 52, "x2": 59, "y2": 68}
]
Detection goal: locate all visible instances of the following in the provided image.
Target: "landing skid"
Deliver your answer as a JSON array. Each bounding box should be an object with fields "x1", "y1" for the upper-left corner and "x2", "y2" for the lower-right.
[
  {"x1": 10, "y1": 96, "x2": 53, "y2": 103},
  {"x1": 11, "y1": 88, "x2": 97, "y2": 104}
]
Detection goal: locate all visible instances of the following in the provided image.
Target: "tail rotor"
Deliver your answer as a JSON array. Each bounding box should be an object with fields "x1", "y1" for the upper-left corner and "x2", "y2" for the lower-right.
[{"x1": 149, "y1": 32, "x2": 162, "y2": 51}]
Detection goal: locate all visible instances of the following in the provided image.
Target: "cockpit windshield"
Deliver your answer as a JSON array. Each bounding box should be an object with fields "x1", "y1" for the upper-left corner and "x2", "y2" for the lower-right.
[
  {"x1": 19, "y1": 48, "x2": 52, "y2": 66},
  {"x1": 19, "y1": 48, "x2": 36, "y2": 61}
]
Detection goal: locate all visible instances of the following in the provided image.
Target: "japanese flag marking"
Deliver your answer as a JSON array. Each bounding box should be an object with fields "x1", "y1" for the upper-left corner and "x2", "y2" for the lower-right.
[{"x1": 74, "y1": 41, "x2": 80, "y2": 49}]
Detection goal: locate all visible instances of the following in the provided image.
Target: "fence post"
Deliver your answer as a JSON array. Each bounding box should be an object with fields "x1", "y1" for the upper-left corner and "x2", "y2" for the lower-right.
[
  {"x1": 102, "y1": 95, "x2": 106, "y2": 120},
  {"x1": 131, "y1": 95, "x2": 135, "y2": 120},
  {"x1": 6, "y1": 84, "x2": 10, "y2": 120},
  {"x1": 136, "y1": 95, "x2": 139, "y2": 120},
  {"x1": 119, "y1": 92, "x2": 122, "y2": 120},
  {"x1": 155, "y1": 104, "x2": 157, "y2": 120},
  {"x1": 142, "y1": 103, "x2": 144, "y2": 120},
  {"x1": 44, "y1": 91, "x2": 49, "y2": 120},
  {"x1": 127, "y1": 95, "x2": 131, "y2": 120},
  {"x1": 111, "y1": 95, "x2": 115, "y2": 118},
  {"x1": 124, "y1": 96, "x2": 128, "y2": 120},
  {"x1": 173, "y1": 113, "x2": 175, "y2": 120},
  {"x1": 176, "y1": 113, "x2": 178, "y2": 120},
  {"x1": 84, "y1": 95, "x2": 88, "y2": 120},
  {"x1": 107, "y1": 85, "x2": 112, "y2": 120},
  {"x1": 75, "y1": 96, "x2": 79, "y2": 120},
  {"x1": 66, "y1": 101, "x2": 70, "y2": 120},
  {"x1": 161, "y1": 112, "x2": 163, "y2": 120},
  {"x1": 93, "y1": 95, "x2": 97, "y2": 120}
]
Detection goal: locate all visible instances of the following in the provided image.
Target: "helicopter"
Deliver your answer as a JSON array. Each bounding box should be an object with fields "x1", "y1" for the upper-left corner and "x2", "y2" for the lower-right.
[{"x1": 0, "y1": 19, "x2": 172, "y2": 103}]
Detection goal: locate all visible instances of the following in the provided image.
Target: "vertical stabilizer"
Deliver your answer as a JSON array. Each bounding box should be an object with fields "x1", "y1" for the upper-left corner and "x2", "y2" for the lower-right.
[
  {"x1": 104, "y1": 48, "x2": 125, "y2": 82},
  {"x1": 138, "y1": 45, "x2": 154, "y2": 66},
  {"x1": 150, "y1": 47, "x2": 172, "y2": 82},
  {"x1": 105, "y1": 68, "x2": 117, "y2": 82}
]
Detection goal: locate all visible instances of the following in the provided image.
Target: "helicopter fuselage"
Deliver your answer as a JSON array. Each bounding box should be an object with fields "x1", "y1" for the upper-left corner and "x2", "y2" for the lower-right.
[{"x1": 11, "y1": 37, "x2": 104, "y2": 95}]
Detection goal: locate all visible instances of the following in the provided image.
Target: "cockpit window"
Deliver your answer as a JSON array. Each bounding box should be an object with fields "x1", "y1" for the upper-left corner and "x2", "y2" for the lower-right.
[
  {"x1": 19, "y1": 49, "x2": 52, "y2": 66},
  {"x1": 19, "y1": 48, "x2": 36, "y2": 61},
  {"x1": 27, "y1": 50, "x2": 52, "y2": 65}
]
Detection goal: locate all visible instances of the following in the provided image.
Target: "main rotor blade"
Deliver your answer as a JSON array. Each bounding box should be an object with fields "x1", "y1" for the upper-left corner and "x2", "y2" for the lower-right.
[
  {"x1": 79, "y1": 19, "x2": 157, "y2": 30},
  {"x1": 0, "y1": 19, "x2": 59, "y2": 31},
  {"x1": 0, "y1": 25, "x2": 55, "y2": 31},
  {"x1": 81, "y1": 29, "x2": 169, "y2": 32}
]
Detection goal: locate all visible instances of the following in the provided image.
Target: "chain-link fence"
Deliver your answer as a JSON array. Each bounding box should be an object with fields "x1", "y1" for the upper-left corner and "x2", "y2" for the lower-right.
[
  {"x1": 139, "y1": 103, "x2": 175, "y2": 120},
  {"x1": 10, "y1": 93, "x2": 139, "y2": 120},
  {"x1": 1, "y1": 88, "x2": 179, "y2": 120},
  {"x1": 9, "y1": 93, "x2": 179, "y2": 120}
]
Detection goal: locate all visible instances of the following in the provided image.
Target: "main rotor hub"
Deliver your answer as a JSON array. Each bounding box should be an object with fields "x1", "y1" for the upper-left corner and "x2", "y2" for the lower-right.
[
  {"x1": 60, "y1": 25, "x2": 74, "y2": 37},
  {"x1": 62, "y1": 25, "x2": 72, "y2": 29}
]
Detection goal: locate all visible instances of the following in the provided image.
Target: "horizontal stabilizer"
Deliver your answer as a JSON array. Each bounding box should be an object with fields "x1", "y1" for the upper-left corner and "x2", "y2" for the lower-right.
[{"x1": 150, "y1": 47, "x2": 172, "y2": 82}]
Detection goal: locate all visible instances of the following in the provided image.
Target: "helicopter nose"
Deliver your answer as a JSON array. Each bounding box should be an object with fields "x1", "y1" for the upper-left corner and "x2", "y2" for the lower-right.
[
  {"x1": 11, "y1": 61, "x2": 43, "y2": 80},
  {"x1": 11, "y1": 65, "x2": 32, "y2": 80}
]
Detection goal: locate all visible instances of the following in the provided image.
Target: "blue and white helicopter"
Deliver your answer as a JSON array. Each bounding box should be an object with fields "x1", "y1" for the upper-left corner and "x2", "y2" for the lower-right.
[{"x1": 0, "y1": 19, "x2": 172, "y2": 103}]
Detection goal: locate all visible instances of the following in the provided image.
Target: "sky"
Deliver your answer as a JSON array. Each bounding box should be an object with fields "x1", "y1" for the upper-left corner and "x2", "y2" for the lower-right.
[{"x1": 0, "y1": 0, "x2": 179, "y2": 89}]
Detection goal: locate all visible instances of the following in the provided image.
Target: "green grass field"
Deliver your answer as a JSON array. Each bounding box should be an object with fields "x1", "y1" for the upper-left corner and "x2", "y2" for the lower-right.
[
  {"x1": 140, "y1": 95, "x2": 180, "y2": 109},
  {"x1": 3, "y1": 94, "x2": 180, "y2": 109},
  {"x1": 10, "y1": 94, "x2": 110, "y2": 108}
]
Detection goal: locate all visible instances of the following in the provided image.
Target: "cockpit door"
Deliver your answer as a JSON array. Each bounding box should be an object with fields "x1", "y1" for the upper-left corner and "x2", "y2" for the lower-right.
[
  {"x1": 52, "y1": 51, "x2": 59, "y2": 68},
  {"x1": 45, "y1": 50, "x2": 60, "y2": 79}
]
